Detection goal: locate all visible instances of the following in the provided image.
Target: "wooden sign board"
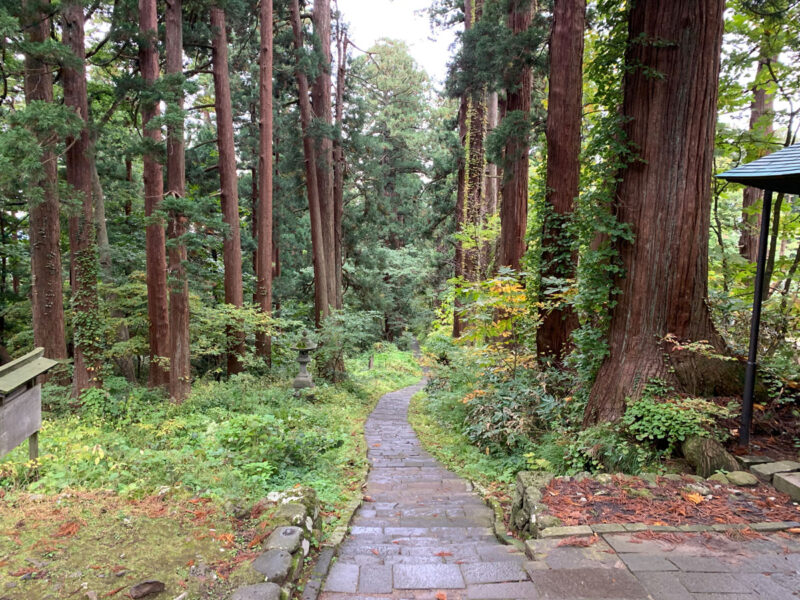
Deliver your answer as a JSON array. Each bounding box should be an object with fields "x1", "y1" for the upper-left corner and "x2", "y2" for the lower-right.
[{"x1": 0, "y1": 384, "x2": 42, "y2": 458}]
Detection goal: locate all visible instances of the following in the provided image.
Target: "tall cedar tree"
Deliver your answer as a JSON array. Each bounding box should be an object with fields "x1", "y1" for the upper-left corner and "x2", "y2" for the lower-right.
[
  {"x1": 537, "y1": 0, "x2": 585, "y2": 359},
  {"x1": 140, "y1": 0, "x2": 170, "y2": 387},
  {"x1": 255, "y1": 0, "x2": 274, "y2": 360},
  {"x1": 166, "y1": 0, "x2": 191, "y2": 401},
  {"x1": 333, "y1": 25, "x2": 347, "y2": 313},
  {"x1": 23, "y1": 0, "x2": 68, "y2": 364},
  {"x1": 62, "y1": 0, "x2": 102, "y2": 395},
  {"x1": 497, "y1": 0, "x2": 534, "y2": 271},
  {"x1": 290, "y1": 0, "x2": 329, "y2": 326},
  {"x1": 211, "y1": 6, "x2": 246, "y2": 374},
  {"x1": 312, "y1": 0, "x2": 340, "y2": 310},
  {"x1": 739, "y1": 55, "x2": 774, "y2": 262},
  {"x1": 584, "y1": 0, "x2": 736, "y2": 424}
]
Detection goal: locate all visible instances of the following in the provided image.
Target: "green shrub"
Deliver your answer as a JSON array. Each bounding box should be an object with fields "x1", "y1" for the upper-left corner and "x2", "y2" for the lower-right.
[{"x1": 563, "y1": 424, "x2": 654, "y2": 474}]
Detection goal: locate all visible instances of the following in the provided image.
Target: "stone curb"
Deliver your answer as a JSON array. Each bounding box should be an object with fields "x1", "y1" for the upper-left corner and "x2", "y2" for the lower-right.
[
  {"x1": 473, "y1": 481, "x2": 526, "y2": 551},
  {"x1": 230, "y1": 487, "x2": 321, "y2": 600}
]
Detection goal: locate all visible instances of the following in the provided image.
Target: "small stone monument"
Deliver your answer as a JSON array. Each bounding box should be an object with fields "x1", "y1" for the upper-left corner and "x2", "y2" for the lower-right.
[{"x1": 292, "y1": 332, "x2": 317, "y2": 390}]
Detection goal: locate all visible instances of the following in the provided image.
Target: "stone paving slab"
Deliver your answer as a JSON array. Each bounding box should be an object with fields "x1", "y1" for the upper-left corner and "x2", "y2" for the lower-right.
[{"x1": 317, "y1": 380, "x2": 800, "y2": 600}]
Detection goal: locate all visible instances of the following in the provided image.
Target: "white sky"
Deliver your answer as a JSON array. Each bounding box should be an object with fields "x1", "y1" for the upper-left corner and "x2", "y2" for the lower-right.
[{"x1": 336, "y1": 0, "x2": 457, "y2": 86}]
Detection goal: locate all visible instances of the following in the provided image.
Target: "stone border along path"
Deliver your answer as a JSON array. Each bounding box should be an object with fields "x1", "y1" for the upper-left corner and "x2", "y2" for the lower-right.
[{"x1": 317, "y1": 380, "x2": 800, "y2": 600}]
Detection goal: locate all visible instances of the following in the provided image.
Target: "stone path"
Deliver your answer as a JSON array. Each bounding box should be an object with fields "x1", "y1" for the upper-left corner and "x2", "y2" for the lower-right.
[{"x1": 319, "y1": 381, "x2": 800, "y2": 599}]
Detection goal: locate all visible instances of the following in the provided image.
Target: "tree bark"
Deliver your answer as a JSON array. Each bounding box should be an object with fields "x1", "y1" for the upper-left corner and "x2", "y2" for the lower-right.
[
  {"x1": 452, "y1": 93, "x2": 468, "y2": 338},
  {"x1": 485, "y1": 92, "x2": 499, "y2": 216},
  {"x1": 23, "y1": 0, "x2": 68, "y2": 366},
  {"x1": 312, "y1": 0, "x2": 339, "y2": 311},
  {"x1": 291, "y1": 0, "x2": 329, "y2": 327},
  {"x1": 255, "y1": 0, "x2": 274, "y2": 361},
  {"x1": 497, "y1": 0, "x2": 534, "y2": 272},
  {"x1": 166, "y1": 0, "x2": 191, "y2": 401},
  {"x1": 211, "y1": 6, "x2": 246, "y2": 374},
  {"x1": 584, "y1": 0, "x2": 731, "y2": 425},
  {"x1": 62, "y1": 0, "x2": 103, "y2": 396},
  {"x1": 139, "y1": 0, "x2": 170, "y2": 387},
  {"x1": 333, "y1": 27, "x2": 347, "y2": 311},
  {"x1": 537, "y1": 0, "x2": 585, "y2": 360},
  {"x1": 739, "y1": 57, "x2": 773, "y2": 262}
]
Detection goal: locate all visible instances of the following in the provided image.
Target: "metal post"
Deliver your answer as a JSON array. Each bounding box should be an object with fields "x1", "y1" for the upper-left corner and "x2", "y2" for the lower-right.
[{"x1": 740, "y1": 189, "x2": 773, "y2": 448}]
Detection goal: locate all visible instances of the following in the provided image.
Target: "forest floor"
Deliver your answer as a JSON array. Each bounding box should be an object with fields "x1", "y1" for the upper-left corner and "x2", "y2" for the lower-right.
[{"x1": 0, "y1": 347, "x2": 421, "y2": 600}]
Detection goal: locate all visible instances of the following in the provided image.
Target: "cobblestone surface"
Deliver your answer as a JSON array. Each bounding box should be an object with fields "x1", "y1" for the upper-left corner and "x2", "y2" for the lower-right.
[{"x1": 319, "y1": 381, "x2": 800, "y2": 599}]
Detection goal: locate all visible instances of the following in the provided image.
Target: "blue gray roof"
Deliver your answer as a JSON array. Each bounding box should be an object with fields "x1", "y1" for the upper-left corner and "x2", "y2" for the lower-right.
[{"x1": 717, "y1": 143, "x2": 800, "y2": 194}]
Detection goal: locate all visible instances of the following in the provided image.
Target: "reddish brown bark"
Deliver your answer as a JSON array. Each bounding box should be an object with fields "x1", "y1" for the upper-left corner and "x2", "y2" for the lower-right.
[
  {"x1": 62, "y1": 0, "x2": 102, "y2": 396},
  {"x1": 537, "y1": 0, "x2": 585, "y2": 360},
  {"x1": 585, "y1": 0, "x2": 731, "y2": 425},
  {"x1": 211, "y1": 6, "x2": 246, "y2": 374},
  {"x1": 312, "y1": 0, "x2": 339, "y2": 312},
  {"x1": 497, "y1": 0, "x2": 534, "y2": 272},
  {"x1": 290, "y1": 0, "x2": 329, "y2": 326},
  {"x1": 333, "y1": 28, "x2": 347, "y2": 310},
  {"x1": 255, "y1": 0, "x2": 274, "y2": 361},
  {"x1": 452, "y1": 93, "x2": 468, "y2": 339},
  {"x1": 23, "y1": 0, "x2": 68, "y2": 365},
  {"x1": 166, "y1": 0, "x2": 191, "y2": 401},
  {"x1": 139, "y1": 0, "x2": 170, "y2": 387},
  {"x1": 739, "y1": 57, "x2": 774, "y2": 263}
]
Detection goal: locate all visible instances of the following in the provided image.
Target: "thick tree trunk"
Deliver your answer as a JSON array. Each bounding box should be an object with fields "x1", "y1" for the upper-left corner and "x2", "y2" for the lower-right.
[
  {"x1": 62, "y1": 0, "x2": 103, "y2": 396},
  {"x1": 166, "y1": 0, "x2": 191, "y2": 401},
  {"x1": 739, "y1": 57, "x2": 773, "y2": 262},
  {"x1": 211, "y1": 6, "x2": 246, "y2": 374},
  {"x1": 23, "y1": 0, "x2": 68, "y2": 366},
  {"x1": 290, "y1": 0, "x2": 329, "y2": 326},
  {"x1": 537, "y1": 0, "x2": 585, "y2": 360},
  {"x1": 452, "y1": 94, "x2": 468, "y2": 339},
  {"x1": 485, "y1": 92, "x2": 499, "y2": 215},
  {"x1": 139, "y1": 0, "x2": 170, "y2": 387},
  {"x1": 497, "y1": 0, "x2": 534, "y2": 272},
  {"x1": 333, "y1": 29, "x2": 347, "y2": 311},
  {"x1": 584, "y1": 0, "x2": 731, "y2": 425},
  {"x1": 255, "y1": 0, "x2": 274, "y2": 361},
  {"x1": 312, "y1": 0, "x2": 339, "y2": 312}
]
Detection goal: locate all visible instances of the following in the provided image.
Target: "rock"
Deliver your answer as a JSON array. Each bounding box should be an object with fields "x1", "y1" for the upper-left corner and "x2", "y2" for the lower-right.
[
  {"x1": 129, "y1": 581, "x2": 165, "y2": 599},
  {"x1": 725, "y1": 471, "x2": 758, "y2": 486},
  {"x1": 537, "y1": 515, "x2": 563, "y2": 529},
  {"x1": 595, "y1": 473, "x2": 613, "y2": 484},
  {"x1": 750, "y1": 460, "x2": 800, "y2": 481},
  {"x1": 681, "y1": 436, "x2": 739, "y2": 478},
  {"x1": 517, "y1": 471, "x2": 554, "y2": 490},
  {"x1": 275, "y1": 502, "x2": 306, "y2": 526},
  {"x1": 639, "y1": 473, "x2": 659, "y2": 486},
  {"x1": 685, "y1": 483, "x2": 711, "y2": 496},
  {"x1": 662, "y1": 474, "x2": 683, "y2": 481},
  {"x1": 708, "y1": 473, "x2": 730, "y2": 485},
  {"x1": 264, "y1": 526, "x2": 302, "y2": 553},
  {"x1": 686, "y1": 475, "x2": 704, "y2": 482},
  {"x1": 252, "y1": 550, "x2": 292, "y2": 584},
  {"x1": 85, "y1": 592, "x2": 98, "y2": 600},
  {"x1": 574, "y1": 471, "x2": 592, "y2": 482},
  {"x1": 231, "y1": 583, "x2": 281, "y2": 600},
  {"x1": 627, "y1": 487, "x2": 653, "y2": 499},
  {"x1": 736, "y1": 455, "x2": 771, "y2": 467},
  {"x1": 773, "y1": 472, "x2": 800, "y2": 501}
]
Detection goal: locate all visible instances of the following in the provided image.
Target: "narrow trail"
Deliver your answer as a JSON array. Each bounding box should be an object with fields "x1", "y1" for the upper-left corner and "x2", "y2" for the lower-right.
[{"x1": 320, "y1": 380, "x2": 536, "y2": 598}]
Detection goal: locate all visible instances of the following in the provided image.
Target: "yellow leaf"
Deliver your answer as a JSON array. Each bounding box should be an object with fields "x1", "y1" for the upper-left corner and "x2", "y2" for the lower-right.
[{"x1": 684, "y1": 492, "x2": 703, "y2": 505}]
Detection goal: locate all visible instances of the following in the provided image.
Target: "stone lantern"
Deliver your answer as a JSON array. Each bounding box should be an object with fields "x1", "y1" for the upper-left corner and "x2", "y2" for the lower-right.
[{"x1": 292, "y1": 331, "x2": 317, "y2": 390}]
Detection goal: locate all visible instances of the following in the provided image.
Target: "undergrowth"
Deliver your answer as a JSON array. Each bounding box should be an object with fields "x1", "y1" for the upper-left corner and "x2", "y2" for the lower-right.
[{"x1": 0, "y1": 346, "x2": 421, "y2": 510}]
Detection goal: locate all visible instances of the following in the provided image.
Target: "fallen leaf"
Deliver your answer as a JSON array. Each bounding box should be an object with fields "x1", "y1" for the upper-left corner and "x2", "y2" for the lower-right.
[
  {"x1": 54, "y1": 520, "x2": 82, "y2": 537},
  {"x1": 371, "y1": 549, "x2": 380, "y2": 555},
  {"x1": 436, "y1": 593, "x2": 447, "y2": 600},
  {"x1": 434, "y1": 551, "x2": 453, "y2": 557},
  {"x1": 684, "y1": 492, "x2": 704, "y2": 505},
  {"x1": 787, "y1": 528, "x2": 800, "y2": 534}
]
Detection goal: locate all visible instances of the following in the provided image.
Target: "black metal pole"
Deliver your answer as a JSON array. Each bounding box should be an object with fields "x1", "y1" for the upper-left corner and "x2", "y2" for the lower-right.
[{"x1": 740, "y1": 188, "x2": 773, "y2": 448}]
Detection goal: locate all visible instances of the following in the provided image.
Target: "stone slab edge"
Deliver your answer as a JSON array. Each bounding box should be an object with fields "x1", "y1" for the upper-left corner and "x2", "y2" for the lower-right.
[{"x1": 473, "y1": 480, "x2": 526, "y2": 551}]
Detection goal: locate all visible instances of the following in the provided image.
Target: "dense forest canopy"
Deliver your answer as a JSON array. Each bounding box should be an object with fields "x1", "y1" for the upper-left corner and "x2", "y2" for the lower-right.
[{"x1": 0, "y1": 0, "x2": 797, "y2": 439}]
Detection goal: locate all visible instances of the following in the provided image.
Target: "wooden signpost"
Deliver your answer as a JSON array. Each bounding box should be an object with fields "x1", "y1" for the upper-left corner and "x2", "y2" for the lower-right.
[{"x1": 0, "y1": 348, "x2": 58, "y2": 460}]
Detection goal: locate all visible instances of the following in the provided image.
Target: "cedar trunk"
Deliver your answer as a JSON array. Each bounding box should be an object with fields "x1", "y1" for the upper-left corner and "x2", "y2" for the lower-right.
[
  {"x1": 584, "y1": 0, "x2": 734, "y2": 425},
  {"x1": 211, "y1": 6, "x2": 246, "y2": 374},
  {"x1": 333, "y1": 29, "x2": 347, "y2": 310},
  {"x1": 452, "y1": 93, "x2": 468, "y2": 338},
  {"x1": 290, "y1": 0, "x2": 329, "y2": 326},
  {"x1": 62, "y1": 1, "x2": 102, "y2": 396},
  {"x1": 312, "y1": 0, "x2": 339, "y2": 311},
  {"x1": 537, "y1": 0, "x2": 584, "y2": 359},
  {"x1": 166, "y1": 0, "x2": 191, "y2": 401},
  {"x1": 497, "y1": 0, "x2": 534, "y2": 272},
  {"x1": 140, "y1": 0, "x2": 170, "y2": 387},
  {"x1": 255, "y1": 0, "x2": 274, "y2": 360},
  {"x1": 739, "y1": 57, "x2": 773, "y2": 262},
  {"x1": 23, "y1": 0, "x2": 68, "y2": 365}
]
